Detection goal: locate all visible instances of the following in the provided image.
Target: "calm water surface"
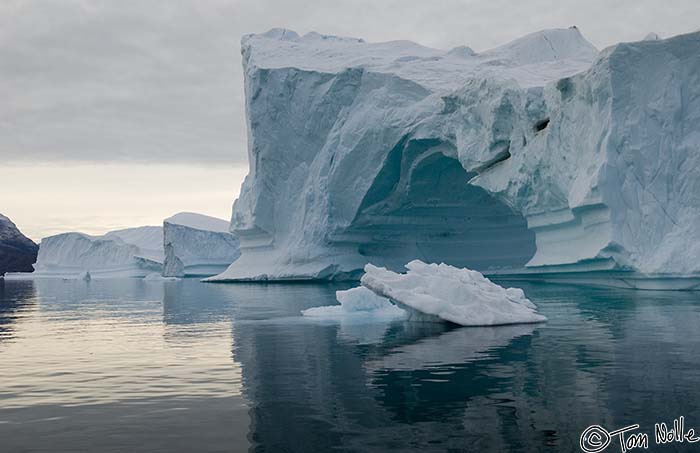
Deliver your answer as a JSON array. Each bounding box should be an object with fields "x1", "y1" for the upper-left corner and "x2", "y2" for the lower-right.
[{"x1": 1, "y1": 278, "x2": 700, "y2": 452}]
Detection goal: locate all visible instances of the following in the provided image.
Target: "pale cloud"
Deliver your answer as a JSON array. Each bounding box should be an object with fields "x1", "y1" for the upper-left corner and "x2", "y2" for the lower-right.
[
  {"x1": 1, "y1": 1, "x2": 698, "y2": 237},
  {"x1": 1, "y1": 0, "x2": 698, "y2": 165}
]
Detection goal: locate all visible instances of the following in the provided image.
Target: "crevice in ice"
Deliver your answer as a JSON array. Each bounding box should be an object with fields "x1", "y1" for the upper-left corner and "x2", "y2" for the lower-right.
[
  {"x1": 533, "y1": 118, "x2": 550, "y2": 132},
  {"x1": 474, "y1": 143, "x2": 512, "y2": 173}
]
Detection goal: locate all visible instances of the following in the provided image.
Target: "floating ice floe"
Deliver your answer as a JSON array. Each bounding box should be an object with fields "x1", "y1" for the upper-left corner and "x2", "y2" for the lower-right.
[
  {"x1": 303, "y1": 260, "x2": 545, "y2": 327},
  {"x1": 360, "y1": 260, "x2": 546, "y2": 326}
]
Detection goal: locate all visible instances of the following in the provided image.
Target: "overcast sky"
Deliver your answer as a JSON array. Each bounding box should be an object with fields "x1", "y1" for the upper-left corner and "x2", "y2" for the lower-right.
[{"x1": 2, "y1": 0, "x2": 699, "y2": 239}]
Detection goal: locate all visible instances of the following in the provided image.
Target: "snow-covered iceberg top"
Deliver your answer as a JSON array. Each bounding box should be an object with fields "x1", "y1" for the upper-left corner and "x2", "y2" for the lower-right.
[
  {"x1": 243, "y1": 27, "x2": 598, "y2": 90},
  {"x1": 361, "y1": 260, "x2": 546, "y2": 326},
  {"x1": 163, "y1": 212, "x2": 240, "y2": 278},
  {"x1": 164, "y1": 212, "x2": 231, "y2": 233}
]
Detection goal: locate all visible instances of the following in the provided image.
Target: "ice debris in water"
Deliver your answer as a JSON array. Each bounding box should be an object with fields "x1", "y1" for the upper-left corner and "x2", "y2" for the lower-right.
[
  {"x1": 301, "y1": 286, "x2": 405, "y2": 320},
  {"x1": 303, "y1": 260, "x2": 545, "y2": 327},
  {"x1": 361, "y1": 260, "x2": 546, "y2": 326},
  {"x1": 143, "y1": 272, "x2": 179, "y2": 281}
]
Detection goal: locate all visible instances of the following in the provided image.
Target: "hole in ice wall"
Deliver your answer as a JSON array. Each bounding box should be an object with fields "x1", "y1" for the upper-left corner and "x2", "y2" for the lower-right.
[
  {"x1": 341, "y1": 140, "x2": 536, "y2": 271},
  {"x1": 556, "y1": 77, "x2": 574, "y2": 100},
  {"x1": 534, "y1": 118, "x2": 550, "y2": 132}
]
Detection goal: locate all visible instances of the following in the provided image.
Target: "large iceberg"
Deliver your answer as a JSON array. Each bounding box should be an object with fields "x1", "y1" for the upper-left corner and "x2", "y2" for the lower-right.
[
  {"x1": 162, "y1": 212, "x2": 240, "y2": 277},
  {"x1": 0, "y1": 213, "x2": 39, "y2": 275},
  {"x1": 209, "y1": 27, "x2": 700, "y2": 289}
]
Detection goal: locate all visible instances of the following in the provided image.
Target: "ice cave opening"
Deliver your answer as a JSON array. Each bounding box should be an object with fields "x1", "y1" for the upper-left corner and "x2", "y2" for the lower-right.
[{"x1": 339, "y1": 139, "x2": 536, "y2": 272}]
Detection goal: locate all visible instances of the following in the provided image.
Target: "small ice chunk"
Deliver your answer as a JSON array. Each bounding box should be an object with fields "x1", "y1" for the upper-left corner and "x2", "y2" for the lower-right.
[
  {"x1": 335, "y1": 286, "x2": 396, "y2": 312},
  {"x1": 144, "y1": 272, "x2": 179, "y2": 281},
  {"x1": 643, "y1": 32, "x2": 660, "y2": 41},
  {"x1": 62, "y1": 271, "x2": 91, "y2": 281},
  {"x1": 361, "y1": 260, "x2": 546, "y2": 326},
  {"x1": 302, "y1": 286, "x2": 405, "y2": 319}
]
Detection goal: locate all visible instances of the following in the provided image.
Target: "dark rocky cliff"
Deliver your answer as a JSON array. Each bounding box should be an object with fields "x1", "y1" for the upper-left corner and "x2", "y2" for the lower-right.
[{"x1": 0, "y1": 214, "x2": 38, "y2": 275}]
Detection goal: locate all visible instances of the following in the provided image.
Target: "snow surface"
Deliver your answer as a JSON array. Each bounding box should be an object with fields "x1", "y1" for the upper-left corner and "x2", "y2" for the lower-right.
[
  {"x1": 210, "y1": 27, "x2": 700, "y2": 285},
  {"x1": 103, "y1": 226, "x2": 164, "y2": 262},
  {"x1": 302, "y1": 286, "x2": 405, "y2": 320},
  {"x1": 165, "y1": 212, "x2": 231, "y2": 233},
  {"x1": 162, "y1": 213, "x2": 240, "y2": 277},
  {"x1": 360, "y1": 260, "x2": 546, "y2": 326}
]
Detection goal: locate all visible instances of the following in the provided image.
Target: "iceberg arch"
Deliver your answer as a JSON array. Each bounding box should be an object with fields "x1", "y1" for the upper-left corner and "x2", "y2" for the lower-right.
[{"x1": 332, "y1": 139, "x2": 536, "y2": 272}]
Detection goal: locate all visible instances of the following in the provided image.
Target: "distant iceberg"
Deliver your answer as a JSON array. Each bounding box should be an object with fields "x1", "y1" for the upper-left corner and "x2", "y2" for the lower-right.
[
  {"x1": 162, "y1": 212, "x2": 240, "y2": 277},
  {"x1": 5, "y1": 227, "x2": 163, "y2": 279},
  {"x1": 208, "y1": 27, "x2": 700, "y2": 289},
  {"x1": 5, "y1": 212, "x2": 240, "y2": 279}
]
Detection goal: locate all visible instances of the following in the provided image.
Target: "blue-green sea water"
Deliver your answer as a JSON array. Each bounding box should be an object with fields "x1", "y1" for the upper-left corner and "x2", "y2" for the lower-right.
[{"x1": 1, "y1": 278, "x2": 700, "y2": 452}]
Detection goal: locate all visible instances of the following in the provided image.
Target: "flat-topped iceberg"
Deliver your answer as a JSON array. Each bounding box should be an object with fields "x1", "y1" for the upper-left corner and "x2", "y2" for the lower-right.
[
  {"x1": 209, "y1": 27, "x2": 700, "y2": 289},
  {"x1": 5, "y1": 212, "x2": 240, "y2": 279},
  {"x1": 361, "y1": 260, "x2": 546, "y2": 326},
  {"x1": 162, "y1": 212, "x2": 240, "y2": 277},
  {"x1": 4, "y1": 226, "x2": 163, "y2": 279}
]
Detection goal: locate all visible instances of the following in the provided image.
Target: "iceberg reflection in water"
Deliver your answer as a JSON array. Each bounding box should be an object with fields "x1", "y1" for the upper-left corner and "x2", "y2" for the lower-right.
[{"x1": 1, "y1": 279, "x2": 700, "y2": 452}]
